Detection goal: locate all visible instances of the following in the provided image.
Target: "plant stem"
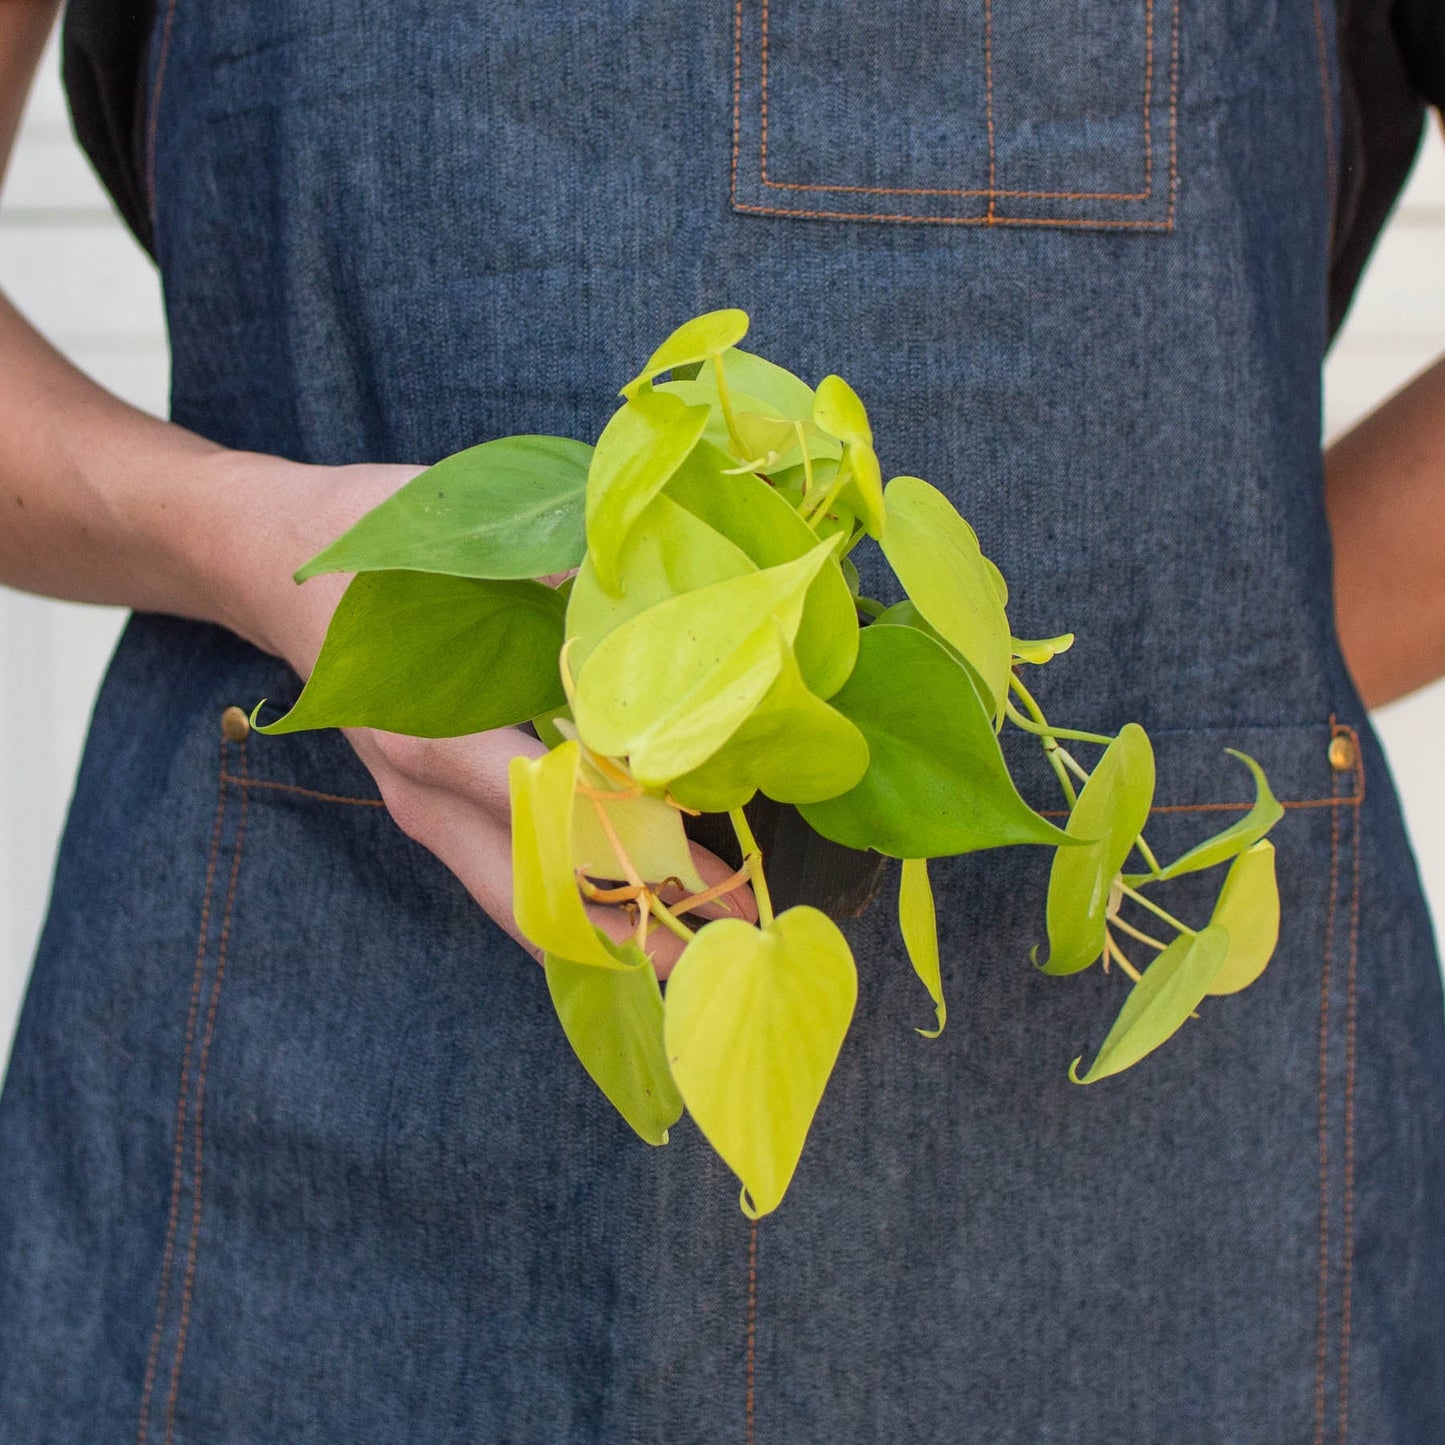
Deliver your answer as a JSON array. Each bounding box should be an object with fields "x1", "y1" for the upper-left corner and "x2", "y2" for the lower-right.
[
  {"x1": 729, "y1": 807, "x2": 775, "y2": 928},
  {"x1": 802, "y1": 451, "x2": 852, "y2": 528},
  {"x1": 1133, "y1": 834, "x2": 1164, "y2": 878},
  {"x1": 1002, "y1": 698, "x2": 1113, "y2": 746},
  {"x1": 712, "y1": 352, "x2": 750, "y2": 459},
  {"x1": 1119, "y1": 882, "x2": 1195, "y2": 937},
  {"x1": 796, "y1": 422, "x2": 814, "y2": 501},
  {"x1": 1052, "y1": 746, "x2": 1093, "y2": 785},
  {"x1": 1110, "y1": 914, "x2": 1169, "y2": 952},
  {"x1": 1104, "y1": 931, "x2": 1144, "y2": 983},
  {"x1": 1007, "y1": 673, "x2": 1083, "y2": 809},
  {"x1": 648, "y1": 893, "x2": 696, "y2": 944},
  {"x1": 590, "y1": 795, "x2": 643, "y2": 888}
]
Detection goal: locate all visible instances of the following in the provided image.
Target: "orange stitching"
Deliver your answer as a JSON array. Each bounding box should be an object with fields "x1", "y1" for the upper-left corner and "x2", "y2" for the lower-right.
[
  {"x1": 984, "y1": 0, "x2": 996, "y2": 223},
  {"x1": 219, "y1": 773, "x2": 385, "y2": 809},
  {"x1": 1165, "y1": 0, "x2": 1180, "y2": 228},
  {"x1": 162, "y1": 737, "x2": 251, "y2": 1443},
  {"x1": 1039, "y1": 792, "x2": 1360, "y2": 821},
  {"x1": 134, "y1": 737, "x2": 227, "y2": 1445},
  {"x1": 1313, "y1": 746, "x2": 1343, "y2": 1445},
  {"x1": 1337, "y1": 726, "x2": 1363, "y2": 1441},
  {"x1": 732, "y1": 200, "x2": 1174, "y2": 230},
  {"x1": 746, "y1": 1220, "x2": 758, "y2": 1445},
  {"x1": 731, "y1": 0, "x2": 745, "y2": 207},
  {"x1": 1310, "y1": 0, "x2": 1337, "y2": 206},
  {"x1": 144, "y1": 0, "x2": 181, "y2": 212},
  {"x1": 752, "y1": 0, "x2": 1164, "y2": 205}
]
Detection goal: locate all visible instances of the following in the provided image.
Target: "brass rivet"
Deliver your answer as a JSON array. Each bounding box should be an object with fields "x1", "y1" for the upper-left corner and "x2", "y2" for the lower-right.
[
  {"x1": 220, "y1": 705, "x2": 251, "y2": 742},
  {"x1": 1327, "y1": 734, "x2": 1355, "y2": 772}
]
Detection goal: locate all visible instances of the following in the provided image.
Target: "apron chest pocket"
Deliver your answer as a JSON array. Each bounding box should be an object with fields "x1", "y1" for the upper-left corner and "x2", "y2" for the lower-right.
[{"x1": 730, "y1": 0, "x2": 1179, "y2": 230}]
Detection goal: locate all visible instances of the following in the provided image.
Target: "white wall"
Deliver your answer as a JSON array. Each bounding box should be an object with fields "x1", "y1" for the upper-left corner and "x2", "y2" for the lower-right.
[{"x1": 1, "y1": 38, "x2": 1443, "y2": 1070}]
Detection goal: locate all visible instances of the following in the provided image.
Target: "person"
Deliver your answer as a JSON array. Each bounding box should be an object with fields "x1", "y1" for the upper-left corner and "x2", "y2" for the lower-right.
[{"x1": 1, "y1": 0, "x2": 1442, "y2": 1438}]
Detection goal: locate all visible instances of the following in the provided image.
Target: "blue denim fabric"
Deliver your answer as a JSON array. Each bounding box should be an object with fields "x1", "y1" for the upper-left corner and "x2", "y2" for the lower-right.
[{"x1": 3, "y1": 1, "x2": 1443, "y2": 1440}]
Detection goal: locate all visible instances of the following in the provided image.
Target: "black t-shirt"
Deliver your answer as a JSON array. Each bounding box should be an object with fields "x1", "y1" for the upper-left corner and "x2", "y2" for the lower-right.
[{"x1": 57, "y1": 0, "x2": 1445, "y2": 342}]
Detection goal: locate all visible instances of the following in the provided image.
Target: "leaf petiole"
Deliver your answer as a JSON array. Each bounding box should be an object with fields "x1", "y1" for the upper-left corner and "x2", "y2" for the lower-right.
[
  {"x1": 1109, "y1": 913, "x2": 1169, "y2": 953},
  {"x1": 1119, "y1": 881, "x2": 1196, "y2": 937},
  {"x1": 647, "y1": 893, "x2": 697, "y2": 944},
  {"x1": 711, "y1": 352, "x2": 750, "y2": 459},
  {"x1": 1003, "y1": 697, "x2": 1113, "y2": 746},
  {"x1": 1104, "y1": 930, "x2": 1144, "y2": 983},
  {"x1": 728, "y1": 807, "x2": 775, "y2": 928}
]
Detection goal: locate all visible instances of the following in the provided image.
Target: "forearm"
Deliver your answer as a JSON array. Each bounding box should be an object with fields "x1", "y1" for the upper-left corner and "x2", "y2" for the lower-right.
[{"x1": 1325, "y1": 353, "x2": 1445, "y2": 708}]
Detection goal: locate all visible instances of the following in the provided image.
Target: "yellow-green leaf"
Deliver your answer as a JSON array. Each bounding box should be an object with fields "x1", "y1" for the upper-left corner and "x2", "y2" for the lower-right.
[
  {"x1": 811, "y1": 374, "x2": 873, "y2": 447},
  {"x1": 1205, "y1": 841, "x2": 1281, "y2": 995},
  {"x1": 667, "y1": 627, "x2": 869, "y2": 813},
  {"x1": 1126, "y1": 750, "x2": 1283, "y2": 884},
  {"x1": 1037, "y1": 724, "x2": 1156, "y2": 975},
  {"x1": 1012, "y1": 633, "x2": 1075, "y2": 665},
  {"x1": 546, "y1": 948, "x2": 683, "y2": 1145},
  {"x1": 1069, "y1": 925, "x2": 1229, "y2": 1084},
  {"x1": 585, "y1": 391, "x2": 710, "y2": 594},
  {"x1": 664, "y1": 907, "x2": 858, "y2": 1217},
  {"x1": 571, "y1": 754, "x2": 706, "y2": 892},
  {"x1": 565, "y1": 492, "x2": 755, "y2": 677},
  {"x1": 572, "y1": 539, "x2": 838, "y2": 787},
  {"x1": 621, "y1": 309, "x2": 751, "y2": 398},
  {"x1": 509, "y1": 742, "x2": 634, "y2": 970},
  {"x1": 879, "y1": 475, "x2": 1012, "y2": 723},
  {"x1": 900, "y1": 858, "x2": 945, "y2": 1037}
]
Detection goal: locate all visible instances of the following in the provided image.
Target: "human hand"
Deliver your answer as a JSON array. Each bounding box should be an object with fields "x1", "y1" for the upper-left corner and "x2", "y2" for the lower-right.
[{"x1": 215, "y1": 452, "x2": 755, "y2": 976}]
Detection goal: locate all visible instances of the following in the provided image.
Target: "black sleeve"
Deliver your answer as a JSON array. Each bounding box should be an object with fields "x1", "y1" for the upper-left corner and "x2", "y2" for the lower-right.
[
  {"x1": 60, "y1": 0, "x2": 157, "y2": 259},
  {"x1": 1330, "y1": 0, "x2": 1445, "y2": 340}
]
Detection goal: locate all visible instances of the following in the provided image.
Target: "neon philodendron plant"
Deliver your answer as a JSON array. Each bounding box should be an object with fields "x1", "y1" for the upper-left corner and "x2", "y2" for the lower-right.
[{"x1": 251, "y1": 310, "x2": 1285, "y2": 1217}]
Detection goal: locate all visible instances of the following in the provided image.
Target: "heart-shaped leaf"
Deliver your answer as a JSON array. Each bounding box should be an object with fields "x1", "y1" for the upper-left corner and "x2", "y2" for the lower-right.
[
  {"x1": 621, "y1": 309, "x2": 751, "y2": 398},
  {"x1": 699, "y1": 348, "x2": 816, "y2": 418},
  {"x1": 510, "y1": 742, "x2": 636, "y2": 970},
  {"x1": 899, "y1": 858, "x2": 945, "y2": 1037},
  {"x1": 879, "y1": 476, "x2": 1012, "y2": 723},
  {"x1": 546, "y1": 947, "x2": 683, "y2": 1145},
  {"x1": 572, "y1": 539, "x2": 838, "y2": 786},
  {"x1": 667, "y1": 627, "x2": 869, "y2": 813},
  {"x1": 253, "y1": 572, "x2": 565, "y2": 737},
  {"x1": 1205, "y1": 841, "x2": 1281, "y2": 995},
  {"x1": 586, "y1": 391, "x2": 710, "y2": 594},
  {"x1": 799, "y1": 623, "x2": 1070, "y2": 857},
  {"x1": 565, "y1": 492, "x2": 755, "y2": 677},
  {"x1": 812, "y1": 374, "x2": 873, "y2": 448},
  {"x1": 1125, "y1": 750, "x2": 1283, "y2": 884},
  {"x1": 1069, "y1": 925, "x2": 1229, "y2": 1084},
  {"x1": 1036, "y1": 724, "x2": 1156, "y2": 975},
  {"x1": 664, "y1": 906, "x2": 858, "y2": 1216},
  {"x1": 571, "y1": 753, "x2": 706, "y2": 892},
  {"x1": 666, "y1": 444, "x2": 858, "y2": 698},
  {"x1": 295, "y1": 436, "x2": 592, "y2": 582}
]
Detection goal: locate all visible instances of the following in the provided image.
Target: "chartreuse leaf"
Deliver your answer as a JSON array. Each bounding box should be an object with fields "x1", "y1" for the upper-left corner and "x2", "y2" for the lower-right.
[
  {"x1": 667, "y1": 626, "x2": 869, "y2": 812},
  {"x1": 799, "y1": 623, "x2": 1070, "y2": 857},
  {"x1": 1205, "y1": 841, "x2": 1281, "y2": 995},
  {"x1": 665, "y1": 445, "x2": 858, "y2": 698},
  {"x1": 810, "y1": 375, "x2": 886, "y2": 536},
  {"x1": 571, "y1": 753, "x2": 706, "y2": 892},
  {"x1": 295, "y1": 436, "x2": 592, "y2": 582},
  {"x1": 586, "y1": 391, "x2": 710, "y2": 594},
  {"x1": 621, "y1": 308, "x2": 751, "y2": 398},
  {"x1": 1069, "y1": 925, "x2": 1229, "y2": 1084},
  {"x1": 1036, "y1": 724, "x2": 1156, "y2": 975},
  {"x1": 509, "y1": 742, "x2": 636, "y2": 970},
  {"x1": 565, "y1": 493, "x2": 755, "y2": 676},
  {"x1": 545, "y1": 947, "x2": 683, "y2": 1145},
  {"x1": 1012, "y1": 634, "x2": 1075, "y2": 665},
  {"x1": 699, "y1": 348, "x2": 815, "y2": 418},
  {"x1": 253, "y1": 572, "x2": 564, "y2": 737},
  {"x1": 1125, "y1": 750, "x2": 1283, "y2": 885},
  {"x1": 899, "y1": 858, "x2": 945, "y2": 1038},
  {"x1": 879, "y1": 476, "x2": 1012, "y2": 724},
  {"x1": 658, "y1": 380, "x2": 839, "y2": 472},
  {"x1": 664, "y1": 907, "x2": 857, "y2": 1217},
  {"x1": 985, "y1": 556, "x2": 1009, "y2": 607},
  {"x1": 532, "y1": 704, "x2": 572, "y2": 750},
  {"x1": 572, "y1": 539, "x2": 838, "y2": 787}
]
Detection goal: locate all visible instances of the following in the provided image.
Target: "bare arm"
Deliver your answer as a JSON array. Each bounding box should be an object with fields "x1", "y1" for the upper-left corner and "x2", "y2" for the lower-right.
[
  {"x1": 1326, "y1": 352, "x2": 1445, "y2": 708},
  {"x1": 0, "y1": 2, "x2": 748, "y2": 967}
]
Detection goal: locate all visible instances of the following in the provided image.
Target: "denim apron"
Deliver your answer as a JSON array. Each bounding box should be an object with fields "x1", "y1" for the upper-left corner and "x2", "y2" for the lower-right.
[{"x1": 3, "y1": 1, "x2": 1444, "y2": 1440}]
